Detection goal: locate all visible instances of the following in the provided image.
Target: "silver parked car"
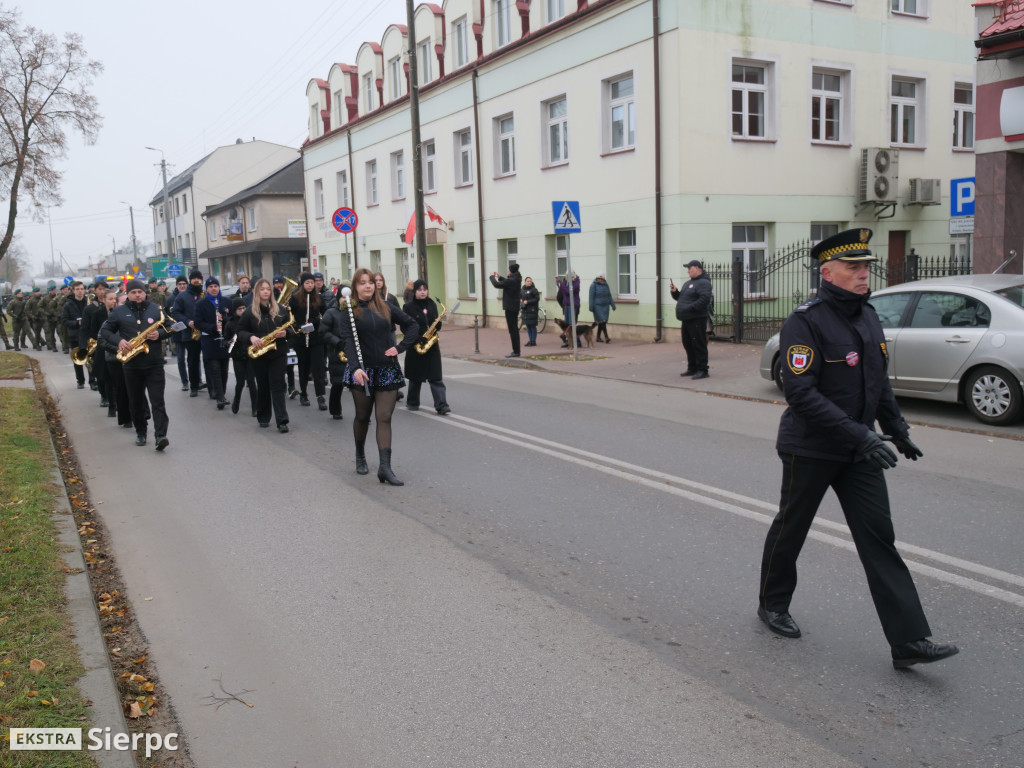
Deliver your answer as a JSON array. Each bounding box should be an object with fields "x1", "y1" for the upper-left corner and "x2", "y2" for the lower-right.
[{"x1": 759, "y1": 274, "x2": 1024, "y2": 426}]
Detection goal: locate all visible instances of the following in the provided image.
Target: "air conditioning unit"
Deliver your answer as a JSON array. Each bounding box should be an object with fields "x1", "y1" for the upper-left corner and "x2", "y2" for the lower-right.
[
  {"x1": 859, "y1": 147, "x2": 899, "y2": 204},
  {"x1": 908, "y1": 178, "x2": 942, "y2": 206}
]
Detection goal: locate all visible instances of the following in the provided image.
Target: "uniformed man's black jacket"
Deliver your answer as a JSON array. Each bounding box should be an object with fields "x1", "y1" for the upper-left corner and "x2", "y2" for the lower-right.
[
  {"x1": 100, "y1": 300, "x2": 168, "y2": 369},
  {"x1": 671, "y1": 273, "x2": 713, "y2": 322},
  {"x1": 60, "y1": 296, "x2": 89, "y2": 346},
  {"x1": 777, "y1": 280, "x2": 909, "y2": 462}
]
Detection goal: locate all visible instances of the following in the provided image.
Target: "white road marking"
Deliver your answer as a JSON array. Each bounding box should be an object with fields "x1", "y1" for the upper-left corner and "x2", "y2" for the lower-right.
[{"x1": 413, "y1": 410, "x2": 1024, "y2": 609}]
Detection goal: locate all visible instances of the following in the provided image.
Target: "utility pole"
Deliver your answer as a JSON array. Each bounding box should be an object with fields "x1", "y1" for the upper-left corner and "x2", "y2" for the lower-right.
[
  {"x1": 146, "y1": 147, "x2": 178, "y2": 265},
  {"x1": 406, "y1": 0, "x2": 427, "y2": 280},
  {"x1": 110, "y1": 236, "x2": 117, "y2": 273},
  {"x1": 121, "y1": 202, "x2": 139, "y2": 266}
]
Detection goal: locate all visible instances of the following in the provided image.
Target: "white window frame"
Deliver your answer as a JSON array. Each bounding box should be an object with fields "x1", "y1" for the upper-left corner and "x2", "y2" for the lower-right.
[
  {"x1": 247, "y1": 206, "x2": 257, "y2": 232},
  {"x1": 731, "y1": 58, "x2": 775, "y2": 140},
  {"x1": 208, "y1": 220, "x2": 217, "y2": 241},
  {"x1": 454, "y1": 129, "x2": 474, "y2": 186},
  {"x1": 389, "y1": 56, "x2": 402, "y2": 101},
  {"x1": 370, "y1": 250, "x2": 381, "y2": 274},
  {"x1": 891, "y1": 0, "x2": 927, "y2": 17},
  {"x1": 810, "y1": 67, "x2": 848, "y2": 145},
  {"x1": 555, "y1": 234, "x2": 568, "y2": 277},
  {"x1": 546, "y1": 0, "x2": 566, "y2": 23},
  {"x1": 454, "y1": 17, "x2": 469, "y2": 68},
  {"x1": 953, "y1": 82, "x2": 975, "y2": 151},
  {"x1": 333, "y1": 90, "x2": 344, "y2": 128},
  {"x1": 460, "y1": 243, "x2": 477, "y2": 297},
  {"x1": 505, "y1": 238, "x2": 518, "y2": 270},
  {"x1": 809, "y1": 222, "x2": 840, "y2": 291},
  {"x1": 543, "y1": 96, "x2": 569, "y2": 167},
  {"x1": 363, "y1": 72, "x2": 374, "y2": 113},
  {"x1": 336, "y1": 170, "x2": 349, "y2": 208},
  {"x1": 310, "y1": 104, "x2": 320, "y2": 138},
  {"x1": 605, "y1": 73, "x2": 636, "y2": 152},
  {"x1": 732, "y1": 223, "x2": 767, "y2": 298},
  {"x1": 616, "y1": 229, "x2": 637, "y2": 299},
  {"x1": 396, "y1": 247, "x2": 409, "y2": 287},
  {"x1": 366, "y1": 160, "x2": 378, "y2": 205},
  {"x1": 495, "y1": 113, "x2": 516, "y2": 177},
  {"x1": 391, "y1": 150, "x2": 405, "y2": 200},
  {"x1": 495, "y1": 0, "x2": 512, "y2": 48},
  {"x1": 890, "y1": 75, "x2": 925, "y2": 147},
  {"x1": 418, "y1": 39, "x2": 432, "y2": 84},
  {"x1": 422, "y1": 140, "x2": 436, "y2": 193},
  {"x1": 313, "y1": 178, "x2": 325, "y2": 218}
]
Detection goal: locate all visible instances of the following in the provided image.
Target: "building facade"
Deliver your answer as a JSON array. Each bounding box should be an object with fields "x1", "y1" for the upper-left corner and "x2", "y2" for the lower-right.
[
  {"x1": 303, "y1": 0, "x2": 977, "y2": 335},
  {"x1": 149, "y1": 140, "x2": 299, "y2": 274}
]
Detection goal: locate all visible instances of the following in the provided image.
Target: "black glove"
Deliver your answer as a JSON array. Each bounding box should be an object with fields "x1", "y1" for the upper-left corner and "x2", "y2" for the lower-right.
[
  {"x1": 855, "y1": 431, "x2": 898, "y2": 470},
  {"x1": 889, "y1": 435, "x2": 923, "y2": 461}
]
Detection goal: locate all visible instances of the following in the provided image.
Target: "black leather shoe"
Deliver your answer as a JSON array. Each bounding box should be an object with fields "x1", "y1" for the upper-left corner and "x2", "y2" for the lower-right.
[
  {"x1": 891, "y1": 639, "x2": 959, "y2": 669},
  {"x1": 758, "y1": 606, "x2": 801, "y2": 638},
  {"x1": 278, "y1": 424, "x2": 289, "y2": 433},
  {"x1": 332, "y1": 414, "x2": 343, "y2": 420},
  {"x1": 691, "y1": 371, "x2": 709, "y2": 380},
  {"x1": 190, "y1": 390, "x2": 198, "y2": 397},
  {"x1": 506, "y1": 353, "x2": 520, "y2": 358},
  {"x1": 299, "y1": 395, "x2": 310, "y2": 407},
  {"x1": 216, "y1": 399, "x2": 228, "y2": 410},
  {"x1": 406, "y1": 404, "x2": 420, "y2": 411},
  {"x1": 258, "y1": 422, "x2": 270, "y2": 428},
  {"x1": 155, "y1": 436, "x2": 169, "y2": 452},
  {"x1": 135, "y1": 434, "x2": 147, "y2": 447},
  {"x1": 436, "y1": 405, "x2": 451, "y2": 415},
  {"x1": 680, "y1": 370, "x2": 696, "y2": 377},
  {"x1": 317, "y1": 396, "x2": 327, "y2": 411},
  {"x1": 181, "y1": 384, "x2": 189, "y2": 391},
  {"x1": 99, "y1": 399, "x2": 108, "y2": 407}
]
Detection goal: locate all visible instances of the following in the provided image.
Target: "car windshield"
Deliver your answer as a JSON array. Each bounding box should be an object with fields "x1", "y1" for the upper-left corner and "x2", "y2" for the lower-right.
[{"x1": 990, "y1": 284, "x2": 1024, "y2": 308}]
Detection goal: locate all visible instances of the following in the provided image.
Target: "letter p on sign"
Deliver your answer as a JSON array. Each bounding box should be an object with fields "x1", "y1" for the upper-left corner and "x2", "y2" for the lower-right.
[{"x1": 951, "y1": 177, "x2": 975, "y2": 217}]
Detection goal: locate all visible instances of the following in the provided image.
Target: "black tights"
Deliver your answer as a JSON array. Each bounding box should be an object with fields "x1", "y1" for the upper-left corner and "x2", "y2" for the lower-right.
[
  {"x1": 350, "y1": 388, "x2": 398, "y2": 450},
  {"x1": 596, "y1": 322, "x2": 609, "y2": 341}
]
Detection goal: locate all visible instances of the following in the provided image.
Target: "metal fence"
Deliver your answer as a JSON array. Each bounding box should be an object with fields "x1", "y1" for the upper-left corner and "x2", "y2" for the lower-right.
[{"x1": 704, "y1": 243, "x2": 973, "y2": 344}]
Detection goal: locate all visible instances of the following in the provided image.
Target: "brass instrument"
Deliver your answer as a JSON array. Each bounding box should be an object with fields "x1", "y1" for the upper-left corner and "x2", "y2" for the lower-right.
[
  {"x1": 414, "y1": 299, "x2": 460, "y2": 354},
  {"x1": 190, "y1": 289, "x2": 206, "y2": 340},
  {"x1": 247, "y1": 277, "x2": 299, "y2": 359},
  {"x1": 337, "y1": 350, "x2": 348, "y2": 363},
  {"x1": 117, "y1": 311, "x2": 171, "y2": 363},
  {"x1": 71, "y1": 338, "x2": 97, "y2": 367}
]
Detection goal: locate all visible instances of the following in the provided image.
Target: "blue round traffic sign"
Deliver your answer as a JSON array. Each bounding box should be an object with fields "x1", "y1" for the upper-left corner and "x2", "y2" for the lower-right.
[
  {"x1": 167, "y1": 264, "x2": 183, "y2": 277},
  {"x1": 332, "y1": 207, "x2": 358, "y2": 234},
  {"x1": 63, "y1": 275, "x2": 74, "y2": 286}
]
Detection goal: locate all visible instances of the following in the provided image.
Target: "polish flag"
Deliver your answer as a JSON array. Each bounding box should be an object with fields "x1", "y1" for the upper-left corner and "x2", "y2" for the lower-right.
[{"x1": 404, "y1": 211, "x2": 416, "y2": 245}]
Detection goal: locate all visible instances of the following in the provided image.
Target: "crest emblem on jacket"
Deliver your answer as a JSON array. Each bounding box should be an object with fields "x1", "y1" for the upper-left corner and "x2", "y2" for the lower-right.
[{"x1": 787, "y1": 345, "x2": 814, "y2": 374}]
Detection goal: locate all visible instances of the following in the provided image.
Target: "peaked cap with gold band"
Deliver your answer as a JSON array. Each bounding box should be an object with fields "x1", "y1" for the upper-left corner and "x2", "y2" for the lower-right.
[{"x1": 811, "y1": 228, "x2": 876, "y2": 263}]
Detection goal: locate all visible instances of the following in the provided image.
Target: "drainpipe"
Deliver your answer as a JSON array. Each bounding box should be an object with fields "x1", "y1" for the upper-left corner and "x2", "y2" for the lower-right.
[
  {"x1": 652, "y1": 0, "x2": 664, "y2": 342},
  {"x1": 347, "y1": 130, "x2": 359, "y2": 269},
  {"x1": 472, "y1": 69, "x2": 488, "y2": 328}
]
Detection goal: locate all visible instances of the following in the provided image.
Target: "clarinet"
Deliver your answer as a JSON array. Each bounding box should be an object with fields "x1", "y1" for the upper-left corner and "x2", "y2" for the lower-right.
[
  {"x1": 304, "y1": 293, "x2": 310, "y2": 348},
  {"x1": 340, "y1": 287, "x2": 371, "y2": 397}
]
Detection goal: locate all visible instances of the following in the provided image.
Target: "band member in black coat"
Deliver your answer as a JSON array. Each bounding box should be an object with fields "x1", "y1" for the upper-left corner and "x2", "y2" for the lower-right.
[
  {"x1": 99, "y1": 280, "x2": 171, "y2": 451},
  {"x1": 289, "y1": 271, "x2": 327, "y2": 410},
  {"x1": 236, "y1": 278, "x2": 292, "y2": 432},
  {"x1": 170, "y1": 269, "x2": 205, "y2": 397},
  {"x1": 318, "y1": 300, "x2": 349, "y2": 420},
  {"x1": 489, "y1": 262, "x2": 522, "y2": 357},
  {"x1": 61, "y1": 281, "x2": 90, "y2": 388},
  {"x1": 81, "y1": 280, "x2": 110, "y2": 407},
  {"x1": 97, "y1": 291, "x2": 132, "y2": 426},
  {"x1": 195, "y1": 276, "x2": 232, "y2": 409},
  {"x1": 402, "y1": 280, "x2": 450, "y2": 415},
  {"x1": 225, "y1": 297, "x2": 257, "y2": 416},
  {"x1": 340, "y1": 268, "x2": 419, "y2": 485}
]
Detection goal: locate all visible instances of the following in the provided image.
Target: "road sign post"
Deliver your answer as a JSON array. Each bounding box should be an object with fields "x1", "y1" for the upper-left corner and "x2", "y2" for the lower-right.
[{"x1": 552, "y1": 201, "x2": 582, "y2": 361}]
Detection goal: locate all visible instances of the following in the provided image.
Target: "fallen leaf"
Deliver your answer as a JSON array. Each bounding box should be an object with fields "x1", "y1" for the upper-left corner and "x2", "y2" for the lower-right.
[
  {"x1": 27, "y1": 691, "x2": 37, "y2": 697},
  {"x1": 40, "y1": 700, "x2": 51, "y2": 706},
  {"x1": 131, "y1": 655, "x2": 146, "y2": 663},
  {"x1": 126, "y1": 702, "x2": 142, "y2": 718},
  {"x1": 29, "y1": 659, "x2": 46, "y2": 675},
  {"x1": 141, "y1": 682, "x2": 154, "y2": 692}
]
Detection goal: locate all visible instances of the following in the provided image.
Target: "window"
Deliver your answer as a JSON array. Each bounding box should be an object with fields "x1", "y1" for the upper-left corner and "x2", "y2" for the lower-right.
[
  {"x1": 506, "y1": 238, "x2": 518, "y2": 269},
  {"x1": 391, "y1": 151, "x2": 405, "y2": 200},
  {"x1": 363, "y1": 73, "x2": 375, "y2": 113},
  {"x1": 334, "y1": 90, "x2": 344, "y2": 127},
  {"x1": 422, "y1": 140, "x2": 436, "y2": 193},
  {"x1": 418, "y1": 40, "x2": 432, "y2": 83},
  {"x1": 247, "y1": 206, "x2": 256, "y2": 231},
  {"x1": 454, "y1": 17, "x2": 469, "y2": 68},
  {"x1": 809, "y1": 223, "x2": 839, "y2": 291},
  {"x1": 314, "y1": 178, "x2": 324, "y2": 218},
  {"x1": 547, "y1": 0, "x2": 566, "y2": 22},
  {"x1": 868, "y1": 293, "x2": 913, "y2": 329},
  {"x1": 732, "y1": 224, "x2": 767, "y2": 297},
  {"x1": 389, "y1": 56, "x2": 402, "y2": 101},
  {"x1": 208, "y1": 220, "x2": 217, "y2": 241},
  {"x1": 455, "y1": 129, "x2": 473, "y2": 186},
  {"x1": 366, "y1": 160, "x2": 378, "y2": 205},
  {"x1": 396, "y1": 247, "x2": 409, "y2": 287},
  {"x1": 182, "y1": 195, "x2": 187, "y2": 213},
  {"x1": 811, "y1": 69, "x2": 845, "y2": 143},
  {"x1": 336, "y1": 170, "x2": 349, "y2": 207},
  {"x1": 732, "y1": 61, "x2": 770, "y2": 139},
  {"x1": 909, "y1": 292, "x2": 990, "y2": 329},
  {"x1": 369, "y1": 250, "x2": 381, "y2": 273},
  {"x1": 174, "y1": 197, "x2": 180, "y2": 216},
  {"x1": 555, "y1": 234, "x2": 568, "y2": 277},
  {"x1": 891, "y1": 0, "x2": 926, "y2": 16},
  {"x1": 495, "y1": 114, "x2": 516, "y2": 176},
  {"x1": 607, "y1": 74, "x2": 635, "y2": 151},
  {"x1": 495, "y1": 0, "x2": 512, "y2": 47},
  {"x1": 459, "y1": 243, "x2": 477, "y2": 296},
  {"x1": 617, "y1": 229, "x2": 637, "y2": 298},
  {"x1": 310, "y1": 104, "x2": 319, "y2": 137},
  {"x1": 544, "y1": 97, "x2": 569, "y2": 165},
  {"x1": 891, "y1": 77, "x2": 924, "y2": 146},
  {"x1": 953, "y1": 83, "x2": 974, "y2": 150}
]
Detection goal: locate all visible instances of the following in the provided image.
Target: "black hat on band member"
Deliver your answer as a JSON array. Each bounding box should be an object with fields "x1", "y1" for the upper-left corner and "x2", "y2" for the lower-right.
[{"x1": 812, "y1": 228, "x2": 876, "y2": 264}]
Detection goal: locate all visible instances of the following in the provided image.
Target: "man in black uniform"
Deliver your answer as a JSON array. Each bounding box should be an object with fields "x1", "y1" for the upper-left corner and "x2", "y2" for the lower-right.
[
  {"x1": 670, "y1": 259, "x2": 713, "y2": 379},
  {"x1": 757, "y1": 229, "x2": 958, "y2": 669}
]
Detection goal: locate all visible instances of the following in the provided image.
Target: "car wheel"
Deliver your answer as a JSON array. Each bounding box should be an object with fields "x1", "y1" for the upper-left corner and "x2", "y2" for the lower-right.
[
  {"x1": 964, "y1": 366, "x2": 1024, "y2": 426},
  {"x1": 772, "y1": 355, "x2": 784, "y2": 393}
]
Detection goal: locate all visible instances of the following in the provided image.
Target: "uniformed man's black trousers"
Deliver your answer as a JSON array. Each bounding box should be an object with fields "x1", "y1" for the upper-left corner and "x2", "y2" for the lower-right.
[
  {"x1": 681, "y1": 318, "x2": 708, "y2": 373},
  {"x1": 760, "y1": 453, "x2": 931, "y2": 646},
  {"x1": 122, "y1": 365, "x2": 168, "y2": 439}
]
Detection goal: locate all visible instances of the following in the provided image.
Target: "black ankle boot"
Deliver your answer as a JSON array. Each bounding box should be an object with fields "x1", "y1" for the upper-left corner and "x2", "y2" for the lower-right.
[
  {"x1": 377, "y1": 448, "x2": 403, "y2": 486},
  {"x1": 355, "y1": 441, "x2": 369, "y2": 475}
]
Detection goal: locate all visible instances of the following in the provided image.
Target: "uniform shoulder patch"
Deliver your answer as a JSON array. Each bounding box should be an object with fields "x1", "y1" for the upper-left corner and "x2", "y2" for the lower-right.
[
  {"x1": 787, "y1": 345, "x2": 814, "y2": 375},
  {"x1": 793, "y1": 296, "x2": 821, "y2": 314}
]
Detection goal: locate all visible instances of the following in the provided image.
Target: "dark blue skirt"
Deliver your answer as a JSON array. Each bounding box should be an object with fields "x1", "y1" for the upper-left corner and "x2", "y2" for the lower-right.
[{"x1": 342, "y1": 361, "x2": 405, "y2": 391}]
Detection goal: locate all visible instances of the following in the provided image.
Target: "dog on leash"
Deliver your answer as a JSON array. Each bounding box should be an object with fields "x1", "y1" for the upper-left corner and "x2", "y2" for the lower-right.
[{"x1": 554, "y1": 318, "x2": 595, "y2": 348}]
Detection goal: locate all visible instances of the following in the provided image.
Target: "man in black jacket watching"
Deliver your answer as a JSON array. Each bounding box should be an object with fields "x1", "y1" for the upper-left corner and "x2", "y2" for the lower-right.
[
  {"x1": 101, "y1": 279, "x2": 172, "y2": 451},
  {"x1": 670, "y1": 259, "x2": 713, "y2": 379},
  {"x1": 60, "y1": 281, "x2": 90, "y2": 389},
  {"x1": 489, "y1": 262, "x2": 522, "y2": 358},
  {"x1": 171, "y1": 269, "x2": 205, "y2": 397}
]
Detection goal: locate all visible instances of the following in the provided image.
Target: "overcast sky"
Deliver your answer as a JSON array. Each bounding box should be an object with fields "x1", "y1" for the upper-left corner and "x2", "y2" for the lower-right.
[{"x1": 11, "y1": 0, "x2": 410, "y2": 277}]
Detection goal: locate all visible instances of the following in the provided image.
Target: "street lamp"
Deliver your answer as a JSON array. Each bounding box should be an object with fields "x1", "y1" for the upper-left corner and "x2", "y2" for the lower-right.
[
  {"x1": 119, "y1": 201, "x2": 139, "y2": 266},
  {"x1": 145, "y1": 147, "x2": 178, "y2": 264}
]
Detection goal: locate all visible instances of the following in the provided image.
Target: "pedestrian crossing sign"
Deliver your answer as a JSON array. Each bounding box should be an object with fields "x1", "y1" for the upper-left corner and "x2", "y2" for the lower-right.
[{"x1": 552, "y1": 201, "x2": 581, "y2": 233}]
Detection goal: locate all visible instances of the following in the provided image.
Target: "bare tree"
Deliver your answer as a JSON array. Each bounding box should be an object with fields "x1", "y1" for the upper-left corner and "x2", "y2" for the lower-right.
[
  {"x1": 0, "y1": 234, "x2": 27, "y2": 284},
  {"x1": 0, "y1": 6, "x2": 102, "y2": 264}
]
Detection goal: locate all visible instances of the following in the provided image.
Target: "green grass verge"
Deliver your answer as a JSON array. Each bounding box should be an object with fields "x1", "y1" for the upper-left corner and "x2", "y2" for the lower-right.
[
  {"x1": 0, "y1": 387, "x2": 97, "y2": 767},
  {"x1": 0, "y1": 352, "x2": 30, "y2": 379}
]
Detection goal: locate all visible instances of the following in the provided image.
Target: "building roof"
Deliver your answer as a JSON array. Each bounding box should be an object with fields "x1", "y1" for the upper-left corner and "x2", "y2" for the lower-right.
[
  {"x1": 203, "y1": 158, "x2": 305, "y2": 218},
  {"x1": 979, "y1": 0, "x2": 1024, "y2": 38}
]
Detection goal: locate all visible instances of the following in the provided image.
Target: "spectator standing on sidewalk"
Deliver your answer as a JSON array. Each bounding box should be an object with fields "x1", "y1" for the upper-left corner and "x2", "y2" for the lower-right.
[
  {"x1": 520, "y1": 277, "x2": 541, "y2": 347},
  {"x1": 489, "y1": 262, "x2": 522, "y2": 358},
  {"x1": 670, "y1": 260, "x2": 712, "y2": 380},
  {"x1": 588, "y1": 273, "x2": 616, "y2": 343}
]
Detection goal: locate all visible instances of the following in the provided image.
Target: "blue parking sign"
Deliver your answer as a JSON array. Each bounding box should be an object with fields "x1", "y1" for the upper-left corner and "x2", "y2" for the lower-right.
[{"x1": 951, "y1": 177, "x2": 975, "y2": 217}]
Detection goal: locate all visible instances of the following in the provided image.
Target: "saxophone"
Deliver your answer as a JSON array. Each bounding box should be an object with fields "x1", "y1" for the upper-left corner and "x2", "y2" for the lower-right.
[
  {"x1": 247, "y1": 309, "x2": 297, "y2": 359},
  {"x1": 117, "y1": 311, "x2": 171, "y2": 363},
  {"x1": 190, "y1": 289, "x2": 206, "y2": 340},
  {"x1": 414, "y1": 299, "x2": 459, "y2": 354}
]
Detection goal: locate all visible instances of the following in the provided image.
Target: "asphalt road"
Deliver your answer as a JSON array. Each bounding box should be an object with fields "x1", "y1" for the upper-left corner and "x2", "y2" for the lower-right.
[{"x1": 38, "y1": 351, "x2": 1024, "y2": 768}]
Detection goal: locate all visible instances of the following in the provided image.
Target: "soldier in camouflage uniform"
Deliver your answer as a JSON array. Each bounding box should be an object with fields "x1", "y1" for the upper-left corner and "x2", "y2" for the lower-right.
[
  {"x1": 42, "y1": 284, "x2": 60, "y2": 351},
  {"x1": 8, "y1": 289, "x2": 28, "y2": 351},
  {"x1": 25, "y1": 287, "x2": 44, "y2": 350},
  {"x1": 0, "y1": 297, "x2": 12, "y2": 349},
  {"x1": 56, "y1": 285, "x2": 70, "y2": 352}
]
